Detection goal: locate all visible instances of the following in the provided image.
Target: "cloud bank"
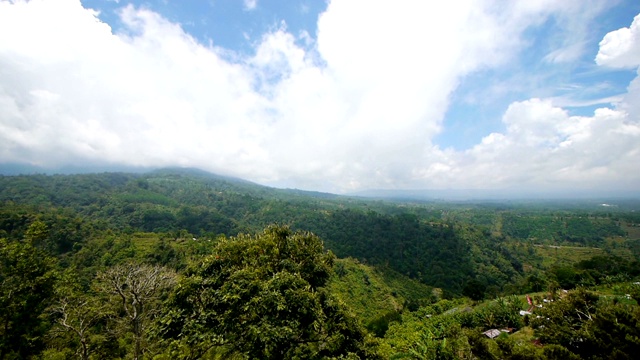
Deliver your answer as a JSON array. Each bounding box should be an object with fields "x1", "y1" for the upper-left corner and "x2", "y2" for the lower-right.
[{"x1": 0, "y1": 0, "x2": 639, "y2": 194}]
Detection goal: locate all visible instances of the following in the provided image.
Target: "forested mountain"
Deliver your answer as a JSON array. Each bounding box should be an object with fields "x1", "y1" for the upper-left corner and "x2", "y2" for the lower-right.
[
  {"x1": 0, "y1": 169, "x2": 515, "y2": 294},
  {"x1": 2, "y1": 169, "x2": 640, "y2": 359}
]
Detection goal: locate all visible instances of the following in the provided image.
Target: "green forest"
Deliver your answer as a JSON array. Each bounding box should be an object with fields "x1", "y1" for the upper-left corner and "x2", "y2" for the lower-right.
[{"x1": 2, "y1": 169, "x2": 640, "y2": 359}]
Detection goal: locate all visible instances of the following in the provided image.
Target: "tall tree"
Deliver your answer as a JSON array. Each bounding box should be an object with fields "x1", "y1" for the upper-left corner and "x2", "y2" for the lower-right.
[
  {"x1": 96, "y1": 263, "x2": 176, "y2": 360},
  {"x1": 49, "y1": 293, "x2": 104, "y2": 360},
  {"x1": 158, "y1": 225, "x2": 380, "y2": 359},
  {"x1": 0, "y1": 238, "x2": 56, "y2": 359}
]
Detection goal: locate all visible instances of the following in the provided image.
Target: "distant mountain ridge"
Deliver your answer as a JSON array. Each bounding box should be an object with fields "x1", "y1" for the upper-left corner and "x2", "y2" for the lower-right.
[
  {"x1": 349, "y1": 188, "x2": 640, "y2": 201},
  {"x1": 3, "y1": 163, "x2": 638, "y2": 200},
  {"x1": 0, "y1": 162, "x2": 154, "y2": 176}
]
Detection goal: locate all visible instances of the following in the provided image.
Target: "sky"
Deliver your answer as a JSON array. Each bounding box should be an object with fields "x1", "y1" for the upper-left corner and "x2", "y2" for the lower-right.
[{"x1": 1, "y1": 0, "x2": 640, "y2": 195}]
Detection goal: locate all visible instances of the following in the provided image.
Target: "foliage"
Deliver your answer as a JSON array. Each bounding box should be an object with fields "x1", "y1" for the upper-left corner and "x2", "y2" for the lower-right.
[
  {"x1": 532, "y1": 288, "x2": 640, "y2": 359},
  {"x1": 501, "y1": 212, "x2": 624, "y2": 245},
  {"x1": 408, "y1": 321, "x2": 471, "y2": 359},
  {"x1": 1, "y1": 171, "x2": 534, "y2": 294},
  {"x1": 327, "y1": 258, "x2": 412, "y2": 338},
  {"x1": 2, "y1": 170, "x2": 640, "y2": 359},
  {"x1": 158, "y1": 225, "x2": 380, "y2": 359},
  {"x1": 96, "y1": 263, "x2": 177, "y2": 360},
  {"x1": 475, "y1": 296, "x2": 524, "y2": 330},
  {"x1": 47, "y1": 278, "x2": 109, "y2": 360},
  {"x1": 308, "y1": 211, "x2": 478, "y2": 293},
  {"x1": 0, "y1": 238, "x2": 57, "y2": 359}
]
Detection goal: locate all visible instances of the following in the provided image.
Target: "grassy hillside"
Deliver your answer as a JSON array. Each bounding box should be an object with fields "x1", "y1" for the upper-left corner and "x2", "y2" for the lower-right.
[
  {"x1": 327, "y1": 258, "x2": 435, "y2": 336},
  {"x1": 534, "y1": 245, "x2": 605, "y2": 267}
]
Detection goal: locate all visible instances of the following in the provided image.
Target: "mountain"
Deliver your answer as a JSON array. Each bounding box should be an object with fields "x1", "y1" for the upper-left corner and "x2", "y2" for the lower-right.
[
  {"x1": 1, "y1": 167, "x2": 636, "y2": 296},
  {"x1": 350, "y1": 188, "x2": 640, "y2": 201},
  {"x1": 2, "y1": 168, "x2": 640, "y2": 359}
]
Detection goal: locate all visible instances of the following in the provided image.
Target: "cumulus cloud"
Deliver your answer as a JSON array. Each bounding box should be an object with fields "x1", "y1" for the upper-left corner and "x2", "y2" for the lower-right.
[
  {"x1": 0, "y1": 0, "x2": 638, "y2": 193},
  {"x1": 417, "y1": 9, "x2": 640, "y2": 192},
  {"x1": 410, "y1": 98, "x2": 640, "y2": 193},
  {"x1": 0, "y1": 0, "x2": 268, "y2": 173},
  {"x1": 596, "y1": 14, "x2": 640, "y2": 68},
  {"x1": 460, "y1": 100, "x2": 638, "y2": 190}
]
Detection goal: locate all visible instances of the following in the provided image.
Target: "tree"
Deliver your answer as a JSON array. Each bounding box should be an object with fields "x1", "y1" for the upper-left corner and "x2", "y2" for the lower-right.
[
  {"x1": 408, "y1": 320, "x2": 471, "y2": 360},
  {"x1": 49, "y1": 293, "x2": 104, "y2": 360},
  {"x1": 158, "y1": 225, "x2": 380, "y2": 359},
  {"x1": 96, "y1": 263, "x2": 176, "y2": 360},
  {"x1": 462, "y1": 278, "x2": 486, "y2": 301},
  {"x1": 46, "y1": 270, "x2": 116, "y2": 360},
  {"x1": 543, "y1": 344, "x2": 581, "y2": 360},
  {"x1": 524, "y1": 271, "x2": 547, "y2": 293},
  {"x1": 0, "y1": 238, "x2": 57, "y2": 359},
  {"x1": 477, "y1": 296, "x2": 524, "y2": 330},
  {"x1": 24, "y1": 220, "x2": 49, "y2": 246},
  {"x1": 529, "y1": 288, "x2": 640, "y2": 359}
]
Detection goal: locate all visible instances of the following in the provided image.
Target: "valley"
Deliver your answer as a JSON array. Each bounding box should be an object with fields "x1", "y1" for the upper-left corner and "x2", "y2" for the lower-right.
[{"x1": 1, "y1": 169, "x2": 639, "y2": 359}]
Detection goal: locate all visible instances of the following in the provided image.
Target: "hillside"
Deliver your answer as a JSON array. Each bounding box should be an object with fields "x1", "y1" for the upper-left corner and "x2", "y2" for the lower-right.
[
  {"x1": 0, "y1": 169, "x2": 498, "y2": 294},
  {"x1": 2, "y1": 169, "x2": 638, "y2": 295},
  {"x1": 2, "y1": 169, "x2": 640, "y2": 358}
]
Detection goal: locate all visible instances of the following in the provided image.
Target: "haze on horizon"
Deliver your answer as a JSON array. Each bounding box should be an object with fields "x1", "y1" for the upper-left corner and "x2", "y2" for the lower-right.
[{"x1": 1, "y1": 0, "x2": 640, "y2": 195}]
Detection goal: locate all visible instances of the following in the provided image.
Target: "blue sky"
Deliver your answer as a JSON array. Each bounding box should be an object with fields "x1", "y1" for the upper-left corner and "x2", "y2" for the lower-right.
[
  {"x1": 439, "y1": 2, "x2": 640, "y2": 149},
  {"x1": 83, "y1": 0, "x2": 326, "y2": 54},
  {"x1": 82, "y1": 0, "x2": 640, "y2": 150},
  {"x1": 1, "y1": 0, "x2": 640, "y2": 194}
]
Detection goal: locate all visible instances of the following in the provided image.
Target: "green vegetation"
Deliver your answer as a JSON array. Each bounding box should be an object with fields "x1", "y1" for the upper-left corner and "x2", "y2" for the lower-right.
[
  {"x1": 328, "y1": 258, "x2": 421, "y2": 337},
  {"x1": 0, "y1": 238, "x2": 56, "y2": 359},
  {"x1": 1, "y1": 169, "x2": 640, "y2": 359},
  {"x1": 157, "y1": 226, "x2": 378, "y2": 359}
]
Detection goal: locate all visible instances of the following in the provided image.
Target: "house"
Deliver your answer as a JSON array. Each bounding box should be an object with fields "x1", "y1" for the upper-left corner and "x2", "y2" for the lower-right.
[{"x1": 483, "y1": 329, "x2": 502, "y2": 339}]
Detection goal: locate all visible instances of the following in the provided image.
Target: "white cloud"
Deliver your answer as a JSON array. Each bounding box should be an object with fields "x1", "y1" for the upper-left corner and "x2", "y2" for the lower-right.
[
  {"x1": 243, "y1": 0, "x2": 257, "y2": 11},
  {"x1": 0, "y1": 0, "x2": 267, "y2": 173},
  {"x1": 454, "y1": 100, "x2": 640, "y2": 190},
  {"x1": 541, "y1": 0, "x2": 613, "y2": 64},
  {"x1": 596, "y1": 13, "x2": 640, "y2": 68},
  {"x1": 544, "y1": 41, "x2": 588, "y2": 64},
  {"x1": 412, "y1": 98, "x2": 640, "y2": 192},
  {"x1": 418, "y1": 7, "x2": 640, "y2": 193},
  {"x1": 0, "y1": 0, "x2": 638, "y2": 194},
  {"x1": 598, "y1": 32, "x2": 640, "y2": 148}
]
